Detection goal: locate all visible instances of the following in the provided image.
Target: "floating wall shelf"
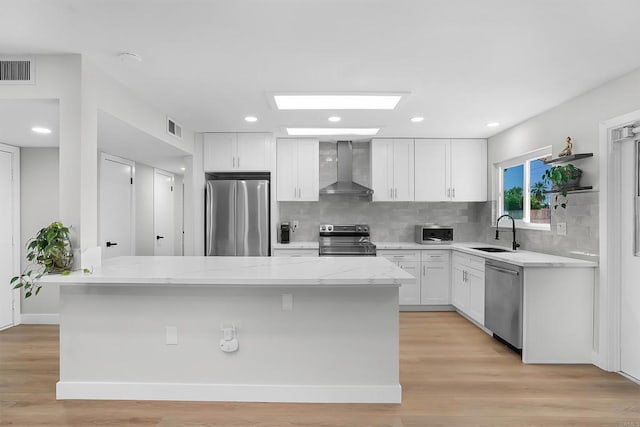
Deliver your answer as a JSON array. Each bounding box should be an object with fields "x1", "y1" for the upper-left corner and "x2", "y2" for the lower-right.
[
  {"x1": 543, "y1": 185, "x2": 593, "y2": 194},
  {"x1": 543, "y1": 153, "x2": 593, "y2": 164}
]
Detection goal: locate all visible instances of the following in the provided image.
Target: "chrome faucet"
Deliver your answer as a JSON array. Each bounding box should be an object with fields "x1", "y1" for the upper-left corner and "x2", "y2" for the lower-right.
[{"x1": 495, "y1": 214, "x2": 520, "y2": 251}]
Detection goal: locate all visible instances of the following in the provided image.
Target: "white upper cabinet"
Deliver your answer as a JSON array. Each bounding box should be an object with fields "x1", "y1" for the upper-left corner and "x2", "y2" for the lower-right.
[
  {"x1": 203, "y1": 133, "x2": 271, "y2": 172},
  {"x1": 276, "y1": 138, "x2": 319, "y2": 202},
  {"x1": 450, "y1": 139, "x2": 487, "y2": 202},
  {"x1": 371, "y1": 139, "x2": 415, "y2": 202},
  {"x1": 414, "y1": 139, "x2": 449, "y2": 201},
  {"x1": 414, "y1": 138, "x2": 487, "y2": 202}
]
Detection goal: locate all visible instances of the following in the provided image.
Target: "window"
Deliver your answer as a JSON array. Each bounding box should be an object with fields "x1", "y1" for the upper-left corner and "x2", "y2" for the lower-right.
[{"x1": 497, "y1": 148, "x2": 552, "y2": 229}]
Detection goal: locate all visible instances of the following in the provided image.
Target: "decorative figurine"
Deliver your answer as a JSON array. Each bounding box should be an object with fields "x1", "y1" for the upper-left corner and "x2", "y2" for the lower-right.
[{"x1": 558, "y1": 136, "x2": 573, "y2": 157}]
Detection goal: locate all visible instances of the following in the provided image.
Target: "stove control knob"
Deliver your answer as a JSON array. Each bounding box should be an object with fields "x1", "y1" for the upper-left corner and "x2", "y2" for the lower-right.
[{"x1": 320, "y1": 226, "x2": 326, "y2": 231}]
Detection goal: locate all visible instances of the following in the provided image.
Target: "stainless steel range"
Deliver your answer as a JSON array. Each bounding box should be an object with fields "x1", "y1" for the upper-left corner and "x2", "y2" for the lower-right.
[{"x1": 318, "y1": 224, "x2": 377, "y2": 256}]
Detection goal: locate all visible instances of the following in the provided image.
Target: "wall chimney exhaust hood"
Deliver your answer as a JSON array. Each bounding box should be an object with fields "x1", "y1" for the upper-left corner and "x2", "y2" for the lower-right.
[{"x1": 319, "y1": 140, "x2": 374, "y2": 197}]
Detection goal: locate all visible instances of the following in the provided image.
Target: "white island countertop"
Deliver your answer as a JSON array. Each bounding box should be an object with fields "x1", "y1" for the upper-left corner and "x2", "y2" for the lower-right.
[{"x1": 42, "y1": 256, "x2": 413, "y2": 287}]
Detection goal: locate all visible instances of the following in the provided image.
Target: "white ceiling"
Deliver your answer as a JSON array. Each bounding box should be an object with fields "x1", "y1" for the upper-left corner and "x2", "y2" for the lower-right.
[
  {"x1": 2, "y1": 1, "x2": 640, "y2": 138},
  {"x1": 0, "y1": 99, "x2": 59, "y2": 147},
  {"x1": 98, "y1": 111, "x2": 188, "y2": 174}
]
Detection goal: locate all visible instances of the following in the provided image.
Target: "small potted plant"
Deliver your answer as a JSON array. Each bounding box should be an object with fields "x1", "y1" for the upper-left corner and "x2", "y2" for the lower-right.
[
  {"x1": 542, "y1": 164, "x2": 582, "y2": 209},
  {"x1": 10, "y1": 221, "x2": 73, "y2": 298}
]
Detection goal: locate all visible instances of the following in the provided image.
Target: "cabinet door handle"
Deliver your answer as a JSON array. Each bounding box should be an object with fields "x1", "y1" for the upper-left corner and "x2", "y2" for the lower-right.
[
  {"x1": 390, "y1": 188, "x2": 393, "y2": 199},
  {"x1": 237, "y1": 157, "x2": 240, "y2": 168},
  {"x1": 232, "y1": 157, "x2": 235, "y2": 168},
  {"x1": 395, "y1": 188, "x2": 398, "y2": 199},
  {"x1": 447, "y1": 188, "x2": 451, "y2": 198},
  {"x1": 452, "y1": 188, "x2": 455, "y2": 198},
  {"x1": 106, "y1": 241, "x2": 118, "y2": 247},
  {"x1": 423, "y1": 265, "x2": 426, "y2": 276}
]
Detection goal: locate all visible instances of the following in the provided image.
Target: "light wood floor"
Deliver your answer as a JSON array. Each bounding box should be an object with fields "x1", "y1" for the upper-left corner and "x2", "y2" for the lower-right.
[{"x1": 1, "y1": 312, "x2": 639, "y2": 426}]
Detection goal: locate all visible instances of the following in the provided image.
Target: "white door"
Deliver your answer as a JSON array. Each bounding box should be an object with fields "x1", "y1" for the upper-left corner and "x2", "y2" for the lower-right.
[
  {"x1": 236, "y1": 133, "x2": 269, "y2": 171},
  {"x1": 392, "y1": 139, "x2": 415, "y2": 201},
  {"x1": 0, "y1": 149, "x2": 15, "y2": 329},
  {"x1": 276, "y1": 139, "x2": 298, "y2": 201},
  {"x1": 100, "y1": 155, "x2": 134, "y2": 259},
  {"x1": 415, "y1": 139, "x2": 449, "y2": 201},
  {"x1": 203, "y1": 133, "x2": 236, "y2": 171},
  {"x1": 620, "y1": 139, "x2": 640, "y2": 381},
  {"x1": 154, "y1": 169, "x2": 175, "y2": 256},
  {"x1": 450, "y1": 139, "x2": 487, "y2": 201},
  {"x1": 371, "y1": 139, "x2": 394, "y2": 201},
  {"x1": 296, "y1": 139, "x2": 319, "y2": 201}
]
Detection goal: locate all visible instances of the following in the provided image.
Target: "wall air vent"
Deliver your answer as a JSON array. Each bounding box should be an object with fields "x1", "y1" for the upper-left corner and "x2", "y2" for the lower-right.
[
  {"x1": 0, "y1": 57, "x2": 35, "y2": 84},
  {"x1": 167, "y1": 117, "x2": 182, "y2": 139}
]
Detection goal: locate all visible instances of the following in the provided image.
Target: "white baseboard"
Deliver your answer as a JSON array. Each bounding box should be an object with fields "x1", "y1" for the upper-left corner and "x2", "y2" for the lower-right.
[
  {"x1": 400, "y1": 304, "x2": 455, "y2": 312},
  {"x1": 20, "y1": 313, "x2": 59, "y2": 324},
  {"x1": 56, "y1": 381, "x2": 402, "y2": 403}
]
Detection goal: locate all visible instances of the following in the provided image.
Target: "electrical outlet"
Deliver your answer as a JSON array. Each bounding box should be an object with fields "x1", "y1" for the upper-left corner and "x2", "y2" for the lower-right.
[
  {"x1": 557, "y1": 222, "x2": 567, "y2": 236},
  {"x1": 292, "y1": 220, "x2": 299, "y2": 231}
]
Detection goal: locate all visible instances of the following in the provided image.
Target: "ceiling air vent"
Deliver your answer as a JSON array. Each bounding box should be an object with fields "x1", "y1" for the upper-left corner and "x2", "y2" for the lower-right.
[
  {"x1": 167, "y1": 117, "x2": 182, "y2": 139},
  {"x1": 0, "y1": 57, "x2": 35, "y2": 84}
]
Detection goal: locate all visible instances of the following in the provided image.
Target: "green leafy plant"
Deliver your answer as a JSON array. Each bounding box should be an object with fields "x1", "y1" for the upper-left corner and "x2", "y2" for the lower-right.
[
  {"x1": 10, "y1": 221, "x2": 73, "y2": 298},
  {"x1": 542, "y1": 164, "x2": 582, "y2": 209}
]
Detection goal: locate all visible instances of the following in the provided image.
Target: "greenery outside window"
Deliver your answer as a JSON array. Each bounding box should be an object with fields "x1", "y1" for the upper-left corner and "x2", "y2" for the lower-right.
[{"x1": 496, "y1": 147, "x2": 552, "y2": 230}]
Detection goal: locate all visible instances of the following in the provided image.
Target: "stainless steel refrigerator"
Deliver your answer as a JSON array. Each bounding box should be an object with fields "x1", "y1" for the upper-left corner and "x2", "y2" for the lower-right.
[{"x1": 205, "y1": 179, "x2": 270, "y2": 256}]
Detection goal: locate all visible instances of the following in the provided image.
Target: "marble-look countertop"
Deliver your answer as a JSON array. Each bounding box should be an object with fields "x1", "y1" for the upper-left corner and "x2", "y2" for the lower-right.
[
  {"x1": 41, "y1": 256, "x2": 413, "y2": 287},
  {"x1": 276, "y1": 241, "x2": 597, "y2": 268},
  {"x1": 273, "y1": 242, "x2": 319, "y2": 249}
]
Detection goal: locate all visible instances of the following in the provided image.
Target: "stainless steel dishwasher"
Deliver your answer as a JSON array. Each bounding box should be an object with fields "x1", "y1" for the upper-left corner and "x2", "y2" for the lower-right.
[{"x1": 485, "y1": 259, "x2": 524, "y2": 350}]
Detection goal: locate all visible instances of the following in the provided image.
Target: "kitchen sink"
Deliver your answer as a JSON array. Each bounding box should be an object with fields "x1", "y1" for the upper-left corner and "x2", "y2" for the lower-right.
[{"x1": 471, "y1": 247, "x2": 512, "y2": 253}]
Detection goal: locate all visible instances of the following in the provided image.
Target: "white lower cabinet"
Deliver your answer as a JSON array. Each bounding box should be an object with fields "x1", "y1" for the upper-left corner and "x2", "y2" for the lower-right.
[
  {"x1": 272, "y1": 248, "x2": 318, "y2": 257},
  {"x1": 379, "y1": 249, "x2": 451, "y2": 307},
  {"x1": 420, "y1": 251, "x2": 450, "y2": 305},
  {"x1": 377, "y1": 250, "x2": 421, "y2": 305},
  {"x1": 451, "y1": 252, "x2": 486, "y2": 325}
]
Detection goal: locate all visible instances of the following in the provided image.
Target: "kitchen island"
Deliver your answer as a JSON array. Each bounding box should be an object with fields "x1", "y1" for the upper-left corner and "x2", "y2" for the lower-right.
[{"x1": 43, "y1": 256, "x2": 413, "y2": 403}]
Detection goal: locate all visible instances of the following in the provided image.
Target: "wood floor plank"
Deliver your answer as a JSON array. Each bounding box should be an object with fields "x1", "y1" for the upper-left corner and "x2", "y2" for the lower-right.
[{"x1": 1, "y1": 312, "x2": 639, "y2": 426}]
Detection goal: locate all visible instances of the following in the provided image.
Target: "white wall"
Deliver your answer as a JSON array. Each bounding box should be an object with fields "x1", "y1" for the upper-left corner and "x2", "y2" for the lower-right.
[
  {"x1": 134, "y1": 163, "x2": 155, "y2": 256},
  {"x1": 174, "y1": 175, "x2": 184, "y2": 256},
  {"x1": 80, "y1": 58, "x2": 195, "y2": 256},
  {"x1": 489, "y1": 67, "x2": 640, "y2": 188},
  {"x1": 0, "y1": 55, "x2": 82, "y2": 265},
  {"x1": 20, "y1": 148, "x2": 60, "y2": 319},
  {"x1": 487, "y1": 66, "x2": 640, "y2": 370}
]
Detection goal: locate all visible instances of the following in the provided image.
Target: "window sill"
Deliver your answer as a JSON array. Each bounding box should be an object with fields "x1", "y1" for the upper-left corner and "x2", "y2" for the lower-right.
[{"x1": 492, "y1": 222, "x2": 551, "y2": 232}]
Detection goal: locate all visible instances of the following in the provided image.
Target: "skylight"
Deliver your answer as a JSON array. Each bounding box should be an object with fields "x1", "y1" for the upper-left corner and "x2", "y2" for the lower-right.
[
  {"x1": 286, "y1": 128, "x2": 380, "y2": 136},
  {"x1": 274, "y1": 94, "x2": 402, "y2": 110}
]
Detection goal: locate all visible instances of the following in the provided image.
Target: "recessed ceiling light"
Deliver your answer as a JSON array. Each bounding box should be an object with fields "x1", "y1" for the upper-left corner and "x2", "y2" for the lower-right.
[
  {"x1": 328, "y1": 116, "x2": 341, "y2": 122},
  {"x1": 244, "y1": 116, "x2": 258, "y2": 122},
  {"x1": 180, "y1": 167, "x2": 186, "y2": 171},
  {"x1": 410, "y1": 117, "x2": 424, "y2": 123},
  {"x1": 31, "y1": 127, "x2": 51, "y2": 134},
  {"x1": 274, "y1": 94, "x2": 403, "y2": 110},
  {"x1": 486, "y1": 122, "x2": 500, "y2": 127},
  {"x1": 286, "y1": 128, "x2": 380, "y2": 136}
]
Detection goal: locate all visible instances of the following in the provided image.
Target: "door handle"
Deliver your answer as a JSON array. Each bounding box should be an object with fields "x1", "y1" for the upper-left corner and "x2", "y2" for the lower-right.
[
  {"x1": 106, "y1": 241, "x2": 118, "y2": 247},
  {"x1": 156, "y1": 235, "x2": 165, "y2": 240},
  {"x1": 486, "y1": 265, "x2": 520, "y2": 276},
  {"x1": 447, "y1": 188, "x2": 451, "y2": 198},
  {"x1": 395, "y1": 188, "x2": 398, "y2": 199},
  {"x1": 452, "y1": 188, "x2": 455, "y2": 198}
]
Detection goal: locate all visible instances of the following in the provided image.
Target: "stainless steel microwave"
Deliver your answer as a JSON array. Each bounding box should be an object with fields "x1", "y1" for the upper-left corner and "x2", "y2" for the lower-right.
[{"x1": 415, "y1": 225, "x2": 454, "y2": 244}]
